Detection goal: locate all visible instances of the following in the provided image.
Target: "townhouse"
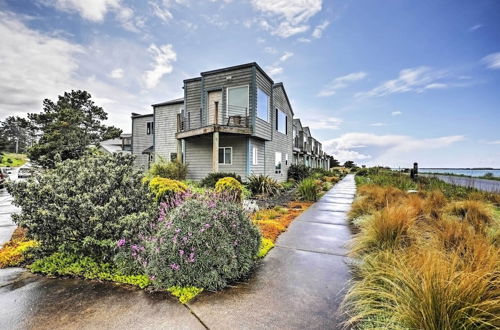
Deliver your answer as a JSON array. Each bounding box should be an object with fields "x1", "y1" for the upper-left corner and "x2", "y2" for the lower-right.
[{"x1": 131, "y1": 62, "x2": 331, "y2": 181}]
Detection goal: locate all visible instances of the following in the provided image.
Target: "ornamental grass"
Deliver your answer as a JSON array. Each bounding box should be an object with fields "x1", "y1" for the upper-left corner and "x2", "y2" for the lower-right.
[{"x1": 343, "y1": 171, "x2": 500, "y2": 329}]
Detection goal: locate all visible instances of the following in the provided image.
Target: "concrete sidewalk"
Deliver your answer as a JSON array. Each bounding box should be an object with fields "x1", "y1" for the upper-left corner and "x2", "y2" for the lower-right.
[
  {"x1": 186, "y1": 174, "x2": 356, "y2": 329},
  {"x1": 0, "y1": 175, "x2": 356, "y2": 330}
]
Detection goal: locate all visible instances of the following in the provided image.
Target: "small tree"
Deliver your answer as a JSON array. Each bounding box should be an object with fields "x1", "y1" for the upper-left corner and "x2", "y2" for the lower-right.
[
  {"x1": 329, "y1": 156, "x2": 340, "y2": 168},
  {"x1": 27, "y1": 90, "x2": 122, "y2": 168},
  {"x1": 343, "y1": 160, "x2": 356, "y2": 168}
]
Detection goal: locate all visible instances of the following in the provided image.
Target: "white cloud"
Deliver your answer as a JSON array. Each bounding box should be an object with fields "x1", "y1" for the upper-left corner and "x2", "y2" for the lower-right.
[
  {"x1": 302, "y1": 117, "x2": 343, "y2": 130},
  {"x1": 485, "y1": 140, "x2": 500, "y2": 145},
  {"x1": 370, "y1": 122, "x2": 386, "y2": 127},
  {"x1": 142, "y1": 44, "x2": 177, "y2": 89},
  {"x1": 469, "y1": 24, "x2": 482, "y2": 31},
  {"x1": 323, "y1": 132, "x2": 464, "y2": 163},
  {"x1": 0, "y1": 12, "x2": 83, "y2": 114},
  {"x1": 264, "y1": 46, "x2": 278, "y2": 54},
  {"x1": 265, "y1": 65, "x2": 283, "y2": 76},
  {"x1": 250, "y1": 0, "x2": 322, "y2": 38},
  {"x1": 150, "y1": 1, "x2": 173, "y2": 22},
  {"x1": 391, "y1": 111, "x2": 402, "y2": 116},
  {"x1": 297, "y1": 37, "x2": 311, "y2": 43},
  {"x1": 280, "y1": 51, "x2": 294, "y2": 62},
  {"x1": 356, "y1": 67, "x2": 450, "y2": 98},
  {"x1": 482, "y1": 52, "x2": 500, "y2": 70},
  {"x1": 312, "y1": 20, "x2": 329, "y2": 38},
  {"x1": 317, "y1": 71, "x2": 367, "y2": 97},
  {"x1": 47, "y1": 0, "x2": 121, "y2": 22},
  {"x1": 109, "y1": 68, "x2": 124, "y2": 79}
]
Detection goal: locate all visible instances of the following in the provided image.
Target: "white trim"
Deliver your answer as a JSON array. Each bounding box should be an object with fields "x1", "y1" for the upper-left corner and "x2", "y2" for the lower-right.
[
  {"x1": 252, "y1": 146, "x2": 258, "y2": 165},
  {"x1": 218, "y1": 146, "x2": 233, "y2": 165},
  {"x1": 226, "y1": 85, "x2": 249, "y2": 119}
]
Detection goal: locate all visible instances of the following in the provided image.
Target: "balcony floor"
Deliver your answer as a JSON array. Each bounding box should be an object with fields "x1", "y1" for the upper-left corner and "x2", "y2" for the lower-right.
[{"x1": 176, "y1": 124, "x2": 252, "y2": 139}]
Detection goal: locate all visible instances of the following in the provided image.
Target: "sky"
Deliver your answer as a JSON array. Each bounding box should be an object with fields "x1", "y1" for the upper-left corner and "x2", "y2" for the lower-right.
[{"x1": 0, "y1": 0, "x2": 499, "y2": 168}]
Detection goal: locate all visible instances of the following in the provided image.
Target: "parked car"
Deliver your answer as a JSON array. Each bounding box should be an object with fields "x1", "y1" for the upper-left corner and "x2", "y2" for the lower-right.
[
  {"x1": 0, "y1": 168, "x2": 13, "y2": 188},
  {"x1": 17, "y1": 167, "x2": 33, "y2": 179}
]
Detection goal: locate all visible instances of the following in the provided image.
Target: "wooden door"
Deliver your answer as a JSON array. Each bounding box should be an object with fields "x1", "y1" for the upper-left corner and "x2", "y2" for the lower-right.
[{"x1": 208, "y1": 91, "x2": 222, "y2": 125}]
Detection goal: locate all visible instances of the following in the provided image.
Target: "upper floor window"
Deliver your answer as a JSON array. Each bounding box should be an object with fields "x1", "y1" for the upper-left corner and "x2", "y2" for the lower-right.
[
  {"x1": 227, "y1": 86, "x2": 249, "y2": 117},
  {"x1": 275, "y1": 109, "x2": 287, "y2": 134},
  {"x1": 252, "y1": 146, "x2": 258, "y2": 165},
  {"x1": 146, "y1": 122, "x2": 153, "y2": 135},
  {"x1": 257, "y1": 88, "x2": 269, "y2": 121}
]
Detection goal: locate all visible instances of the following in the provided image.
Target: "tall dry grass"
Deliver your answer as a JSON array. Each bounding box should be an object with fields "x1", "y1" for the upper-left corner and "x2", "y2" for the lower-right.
[{"x1": 344, "y1": 177, "x2": 500, "y2": 329}]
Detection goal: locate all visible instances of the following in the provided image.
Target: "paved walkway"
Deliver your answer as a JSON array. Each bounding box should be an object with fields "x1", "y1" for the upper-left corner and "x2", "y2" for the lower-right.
[
  {"x1": 0, "y1": 175, "x2": 356, "y2": 330},
  {"x1": 186, "y1": 174, "x2": 356, "y2": 329}
]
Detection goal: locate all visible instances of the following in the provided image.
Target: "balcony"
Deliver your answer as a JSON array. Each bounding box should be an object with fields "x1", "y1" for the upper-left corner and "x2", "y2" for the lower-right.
[{"x1": 176, "y1": 105, "x2": 251, "y2": 139}]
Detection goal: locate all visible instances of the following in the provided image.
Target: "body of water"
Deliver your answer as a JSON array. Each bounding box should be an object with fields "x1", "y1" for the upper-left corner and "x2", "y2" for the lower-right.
[{"x1": 418, "y1": 168, "x2": 500, "y2": 178}]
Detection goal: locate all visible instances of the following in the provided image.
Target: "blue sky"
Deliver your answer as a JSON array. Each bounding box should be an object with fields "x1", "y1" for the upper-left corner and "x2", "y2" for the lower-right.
[{"x1": 1, "y1": 0, "x2": 499, "y2": 167}]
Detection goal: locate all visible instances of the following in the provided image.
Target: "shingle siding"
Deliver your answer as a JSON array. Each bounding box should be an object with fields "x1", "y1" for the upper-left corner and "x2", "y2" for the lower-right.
[
  {"x1": 154, "y1": 102, "x2": 183, "y2": 161},
  {"x1": 132, "y1": 115, "x2": 153, "y2": 170}
]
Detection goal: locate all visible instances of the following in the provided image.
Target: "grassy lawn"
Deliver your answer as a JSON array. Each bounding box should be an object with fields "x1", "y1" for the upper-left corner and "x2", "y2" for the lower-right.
[
  {"x1": 343, "y1": 170, "x2": 500, "y2": 329},
  {"x1": 0, "y1": 153, "x2": 27, "y2": 167}
]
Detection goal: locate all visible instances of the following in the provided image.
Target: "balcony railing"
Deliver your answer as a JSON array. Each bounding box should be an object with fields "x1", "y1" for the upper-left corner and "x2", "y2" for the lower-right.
[{"x1": 177, "y1": 105, "x2": 250, "y2": 133}]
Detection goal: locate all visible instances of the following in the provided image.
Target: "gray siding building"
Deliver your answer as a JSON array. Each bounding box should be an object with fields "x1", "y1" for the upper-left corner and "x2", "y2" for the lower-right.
[{"x1": 131, "y1": 62, "x2": 331, "y2": 180}]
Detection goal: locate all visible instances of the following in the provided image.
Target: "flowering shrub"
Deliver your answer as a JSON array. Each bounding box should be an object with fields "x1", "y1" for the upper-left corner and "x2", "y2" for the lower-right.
[
  {"x1": 200, "y1": 172, "x2": 242, "y2": 188},
  {"x1": 126, "y1": 193, "x2": 260, "y2": 291},
  {"x1": 257, "y1": 238, "x2": 275, "y2": 258},
  {"x1": 148, "y1": 177, "x2": 188, "y2": 203},
  {"x1": 0, "y1": 228, "x2": 38, "y2": 268},
  {"x1": 215, "y1": 177, "x2": 244, "y2": 202}
]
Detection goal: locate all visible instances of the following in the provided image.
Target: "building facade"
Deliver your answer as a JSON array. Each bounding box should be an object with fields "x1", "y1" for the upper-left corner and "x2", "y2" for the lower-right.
[{"x1": 131, "y1": 62, "x2": 331, "y2": 180}]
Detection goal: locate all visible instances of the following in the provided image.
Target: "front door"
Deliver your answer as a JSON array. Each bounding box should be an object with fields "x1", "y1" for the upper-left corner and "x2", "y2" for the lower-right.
[{"x1": 208, "y1": 91, "x2": 222, "y2": 125}]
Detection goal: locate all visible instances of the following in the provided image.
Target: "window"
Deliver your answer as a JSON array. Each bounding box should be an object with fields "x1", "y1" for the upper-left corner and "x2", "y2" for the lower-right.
[
  {"x1": 257, "y1": 88, "x2": 269, "y2": 121},
  {"x1": 227, "y1": 86, "x2": 249, "y2": 117},
  {"x1": 170, "y1": 153, "x2": 177, "y2": 162},
  {"x1": 275, "y1": 109, "x2": 287, "y2": 134},
  {"x1": 218, "y1": 147, "x2": 232, "y2": 165},
  {"x1": 285, "y1": 154, "x2": 288, "y2": 166},
  {"x1": 275, "y1": 152, "x2": 282, "y2": 174},
  {"x1": 252, "y1": 146, "x2": 258, "y2": 165},
  {"x1": 146, "y1": 122, "x2": 153, "y2": 135}
]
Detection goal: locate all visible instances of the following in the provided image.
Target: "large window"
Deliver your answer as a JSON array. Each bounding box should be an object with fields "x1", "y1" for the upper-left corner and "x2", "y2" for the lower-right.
[
  {"x1": 218, "y1": 147, "x2": 232, "y2": 165},
  {"x1": 257, "y1": 88, "x2": 269, "y2": 121},
  {"x1": 146, "y1": 122, "x2": 153, "y2": 135},
  {"x1": 252, "y1": 146, "x2": 258, "y2": 165},
  {"x1": 275, "y1": 152, "x2": 282, "y2": 174},
  {"x1": 227, "y1": 86, "x2": 249, "y2": 117},
  {"x1": 275, "y1": 109, "x2": 287, "y2": 134}
]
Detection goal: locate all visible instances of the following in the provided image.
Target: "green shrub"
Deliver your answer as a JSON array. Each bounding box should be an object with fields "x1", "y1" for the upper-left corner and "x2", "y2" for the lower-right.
[
  {"x1": 247, "y1": 174, "x2": 282, "y2": 197},
  {"x1": 29, "y1": 252, "x2": 151, "y2": 288},
  {"x1": 148, "y1": 177, "x2": 188, "y2": 202},
  {"x1": 257, "y1": 238, "x2": 275, "y2": 258},
  {"x1": 7, "y1": 153, "x2": 152, "y2": 261},
  {"x1": 148, "y1": 158, "x2": 188, "y2": 180},
  {"x1": 297, "y1": 178, "x2": 320, "y2": 201},
  {"x1": 200, "y1": 172, "x2": 242, "y2": 188},
  {"x1": 215, "y1": 177, "x2": 244, "y2": 201},
  {"x1": 137, "y1": 194, "x2": 261, "y2": 290},
  {"x1": 281, "y1": 180, "x2": 296, "y2": 191},
  {"x1": 288, "y1": 164, "x2": 310, "y2": 182}
]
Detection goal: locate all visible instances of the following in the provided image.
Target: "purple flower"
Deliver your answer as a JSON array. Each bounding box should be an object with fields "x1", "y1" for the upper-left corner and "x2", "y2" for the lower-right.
[
  {"x1": 187, "y1": 252, "x2": 196, "y2": 263},
  {"x1": 170, "y1": 263, "x2": 180, "y2": 271},
  {"x1": 179, "y1": 249, "x2": 185, "y2": 256},
  {"x1": 117, "y1": 238, "x2": 126, "y2": 247},
  {"x1": 149, "y1": 275, "x2": 156, "y2": 280}
]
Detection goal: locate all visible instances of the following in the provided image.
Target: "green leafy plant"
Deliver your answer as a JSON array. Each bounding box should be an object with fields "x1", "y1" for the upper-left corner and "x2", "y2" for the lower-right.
[
  {"x1": 148, "y1": 158, "x2": 188, "y2": 180},
  {"x1": 215, "y1": 177, "x2": 244, "y2": 201},
  {"x1": 257, "y1": 238, "x2": 275, "y2": 258},
  {"x1": 200, "y1": 172, "x2": 242, "y2": 188},
  {"x1": 167, "y1": 286, "x2": 204, "y2": 304},
  {"x1": 247, "y1": 174, "x2": 282, "y2": 197},
  {"x1": 297, "y1": 178, "x2": 320, "y2": 201},
  {"x1": 287, "y1": 164, "x2": 310, "y2": 182},
  {"x1": 7, "y1": 153, "x2": 152, "y2": 261}
]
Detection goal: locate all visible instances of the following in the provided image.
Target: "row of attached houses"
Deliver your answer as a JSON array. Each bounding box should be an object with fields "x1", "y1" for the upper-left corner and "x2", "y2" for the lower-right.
[{"x1": 131, "y1": 62, "x2": 332, "y2": 182}]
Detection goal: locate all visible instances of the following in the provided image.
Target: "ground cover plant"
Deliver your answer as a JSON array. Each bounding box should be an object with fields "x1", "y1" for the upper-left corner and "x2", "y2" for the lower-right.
[
  {"x1": 343, "y1": 170, "x2": 500, "y2": 329},
  {"x1": 0, "y1": 228, "x2": 37, "y2": 268},
  {"x1": 0, "y1": 153, "x2": 27, "y2": 167}
]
